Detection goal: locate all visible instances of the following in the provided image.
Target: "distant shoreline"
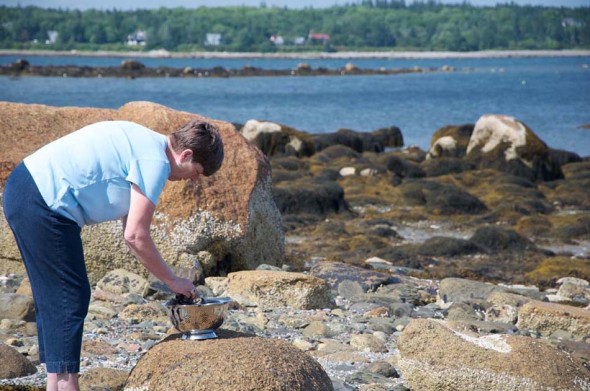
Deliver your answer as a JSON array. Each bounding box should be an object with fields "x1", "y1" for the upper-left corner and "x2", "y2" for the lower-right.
[{"x1": 1, "y1": 49, "x2": 590, "y2": 60}]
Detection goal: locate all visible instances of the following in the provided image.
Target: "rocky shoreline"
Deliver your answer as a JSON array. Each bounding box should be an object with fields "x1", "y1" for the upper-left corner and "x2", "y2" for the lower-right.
[
  {"x1": 1, "y1": 102, "x2": 589, "y2": 390},
  {"x1": 0, "y1": 58, "x2": 440, "y2": 78}
]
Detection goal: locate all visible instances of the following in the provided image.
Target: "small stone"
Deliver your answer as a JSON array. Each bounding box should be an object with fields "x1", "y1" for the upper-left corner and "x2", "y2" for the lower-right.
[
  {"x1": 350, "y1": 333, "x2": 388, "y2": 353},
  {"x1": 365, "y1": 361, "x2": 399, "y2": 378},
  {"x1": 292, "y1": 338, "x2": 314, "y2": 351},
  {"x1": 303, "y1": 321, "x2": 334, "y2": 338},
  {"x1": 339, "y1": 167, "x2": 356, "y2": 177}
]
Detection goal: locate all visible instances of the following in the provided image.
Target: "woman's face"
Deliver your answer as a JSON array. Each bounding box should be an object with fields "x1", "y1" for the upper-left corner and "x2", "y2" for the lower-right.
[{"x1": 168, "y1": 149, "x2": 204, "y2": 182}]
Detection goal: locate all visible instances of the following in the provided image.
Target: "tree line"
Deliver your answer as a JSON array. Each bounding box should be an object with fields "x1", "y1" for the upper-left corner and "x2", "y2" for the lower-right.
[{"x1": 0, "y1": 1, "x2": 589, "y2": 52}]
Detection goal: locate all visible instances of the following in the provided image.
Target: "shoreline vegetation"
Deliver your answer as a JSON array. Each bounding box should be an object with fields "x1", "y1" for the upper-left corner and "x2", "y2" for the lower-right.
[{"x1": 2, "y1": 49, "x2": 590, "y2": 60}]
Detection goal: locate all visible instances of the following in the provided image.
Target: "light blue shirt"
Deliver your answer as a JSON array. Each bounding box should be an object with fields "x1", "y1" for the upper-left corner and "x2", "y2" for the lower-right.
[{"x1": 24, "y1": 121, "x2": 170, "y2": 227}]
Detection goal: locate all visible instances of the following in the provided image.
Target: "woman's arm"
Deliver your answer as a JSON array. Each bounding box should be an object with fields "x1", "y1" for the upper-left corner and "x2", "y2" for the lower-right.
[{"x1": 123, "y1": 183, "x2": 196, "y2": 298}]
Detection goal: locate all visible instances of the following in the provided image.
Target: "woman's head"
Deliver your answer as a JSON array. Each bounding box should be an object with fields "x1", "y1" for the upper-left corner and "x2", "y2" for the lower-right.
[{"x1": 169, "y1": 119, "x2": 224, "y2": 177}]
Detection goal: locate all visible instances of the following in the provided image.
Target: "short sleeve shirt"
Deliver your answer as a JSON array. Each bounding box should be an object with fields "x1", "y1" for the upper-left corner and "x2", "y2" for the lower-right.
[{"x1": 24, "y1": 120, "x2": 170, "y2": 227}]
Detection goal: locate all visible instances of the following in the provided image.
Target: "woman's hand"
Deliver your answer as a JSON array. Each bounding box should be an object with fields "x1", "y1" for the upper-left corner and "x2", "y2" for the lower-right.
[{"x1": 167, "y1": 276, "x2": 198, "y2": 299}]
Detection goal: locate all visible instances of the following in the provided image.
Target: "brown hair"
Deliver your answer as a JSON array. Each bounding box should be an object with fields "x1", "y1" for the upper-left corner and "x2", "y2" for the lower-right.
[{"x1": 169, "y1": 119, "x2": 224, "y2": 176}]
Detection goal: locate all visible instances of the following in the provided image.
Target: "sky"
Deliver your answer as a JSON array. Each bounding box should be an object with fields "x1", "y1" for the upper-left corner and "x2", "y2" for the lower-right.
[{"x1": 1, "y1": 0, "x2": 589, "y2": 10}]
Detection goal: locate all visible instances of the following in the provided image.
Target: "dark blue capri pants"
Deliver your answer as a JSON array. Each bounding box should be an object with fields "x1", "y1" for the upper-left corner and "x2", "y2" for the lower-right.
[{"x1": 3, "y1": 163, "x2": 91, "y2": 373}]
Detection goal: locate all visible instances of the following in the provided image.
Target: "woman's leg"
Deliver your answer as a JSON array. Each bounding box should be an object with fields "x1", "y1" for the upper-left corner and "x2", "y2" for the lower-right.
[
  {"x1": 3, "y1": 163, "x2": 91, "y2": 390},
  {"x1": 47, "y1": 373, "x2": 80, "y2": 391}
]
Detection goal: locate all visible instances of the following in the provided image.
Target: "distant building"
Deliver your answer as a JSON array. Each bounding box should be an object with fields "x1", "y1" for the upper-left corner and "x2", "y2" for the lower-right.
[
  {"x1": 127, "y1": 30, "x2": 147, "y2": 46},
  {"x1": 205, "y1": 33, "x2": 222, "y2": 46},
  {"x1": 270, "y1": 35, "x2": 284, "y2": 46},
  {"x1": 46, "y1": 30, "x2": 58, "y2": 45},
  {"x1": 293, "y1": 37, "x2": 306, "y2": 45},
  {"x1": 308, "y1": 32, "x2": 330, "y2": 44},
  {"x1": 561, "y1": 18, "x2": 584, "y2": 28}
]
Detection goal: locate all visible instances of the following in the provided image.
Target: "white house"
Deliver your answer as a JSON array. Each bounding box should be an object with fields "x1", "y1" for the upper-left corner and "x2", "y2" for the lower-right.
[{"x1": 205, "y1": 33, "x2": 222, "y2": 46}]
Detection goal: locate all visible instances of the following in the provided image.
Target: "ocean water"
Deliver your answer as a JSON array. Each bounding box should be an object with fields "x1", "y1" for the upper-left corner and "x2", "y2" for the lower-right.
[{"x1": 1, "y1": 54, "x2": 589, "y2": 156}]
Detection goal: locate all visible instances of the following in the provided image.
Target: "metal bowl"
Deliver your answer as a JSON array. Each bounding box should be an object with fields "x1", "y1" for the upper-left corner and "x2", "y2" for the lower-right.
[{"x1": 164, "y1": 297, "x2": 232, "y2": 340}]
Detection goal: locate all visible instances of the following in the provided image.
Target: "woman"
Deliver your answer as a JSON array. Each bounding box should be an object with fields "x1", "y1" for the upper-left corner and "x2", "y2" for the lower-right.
[{"x1": 3, "y1": 118, "x2": 224, "y2": 391}]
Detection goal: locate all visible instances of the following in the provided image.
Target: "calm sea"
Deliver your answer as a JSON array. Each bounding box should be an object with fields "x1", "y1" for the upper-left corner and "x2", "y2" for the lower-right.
[{"x1": 1, "y1": 54, "x2": 589, "y2": 156}]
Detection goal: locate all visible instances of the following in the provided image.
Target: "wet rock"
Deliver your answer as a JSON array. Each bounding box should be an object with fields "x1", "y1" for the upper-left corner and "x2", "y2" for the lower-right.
[
  {"x1": 313, "y1": 127, "x2": 402, "y2": 154},
  {"x1": 551, "y1": 215, "x2": 590, "y2": 240},
  {"x1": 273, "y1": 177, "x2": 348, "y2": 216},
  {"x1": 120, "y1": 60, "x2": 145, "y2": 71},
  {"x1": 240, "y1": 120, "x2": 315, "y2": 158},
  {"x1": 272, "y1": 168, "x2": 310, "y2": 183},
  {"x1": 562, "y1": 160, "x2": 590, "y2": 180},
  {"x1": 124, "y1": 333, "x2": 334, "y2": 391},
  {"x1": 398, "y1": 319, "x2": 590, "y2": 391},
  {"x1": 0, "y1": 294, "x2": 35, "y2": 322},
  {"x1": 422, "y1": 156, "x2": 475, "y2": 177},
  {"x1": 548, "y1": 148, "x2": 583, "y2": 166},
  {"x1": 227, "y1": 270, "x2": 334, "y2": 310},
  {"x1": 371, "y1": 126, "x2": 404, "y2": 150},
  {"x1": 310, "y1": 261, "x2": 396, "y2": 292},
  {"x1": 313, "y1": 130, "x2": 365, "y2": 153},
  {"x1": 8, "y1": 59, "x2": 30, "y2": 72},
  {"x1": 397, "y1": 179, "x2": 487, "y2": 215},
  {"x1": 469, "y1": 226, "x2": 536, "y2": 252},
  {"x1": 466, "y1": 114, "x2": 563, "y2": 182},
  {"x1": 311, "y1": 144, "x2": 366, "y2": 166},
  {"x1": 0, "y1": 343, "x2": 37, "y2": 379},
  {"x1": 381, "y1": 155, "x2": 425, "y2": 180},
  {"x1": 270, "y1": 156, "x2": 310, "y2": 172},
  {"x1": 525, "y1": 256, "x2": 590, "y2": 288},
  {"x1": 516, "y1": 300, "x2": 590, "y2": 341},
  {"x1": 514, "y1": 215, "x2": 553, "y2": 238},
  {"x1": 426, "y1": 124, "x2": 474, "y2": 159},
  {"x1": 415, "y1": 236, "x2": 483, "y2": 257}
]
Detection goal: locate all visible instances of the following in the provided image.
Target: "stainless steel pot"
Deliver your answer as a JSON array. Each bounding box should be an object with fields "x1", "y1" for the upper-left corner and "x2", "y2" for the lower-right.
[{"x1": 164, "y1": 297, "x2": 232, "y2": 340}]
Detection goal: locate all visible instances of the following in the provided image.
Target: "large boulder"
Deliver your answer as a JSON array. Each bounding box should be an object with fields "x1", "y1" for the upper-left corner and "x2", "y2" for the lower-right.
[
  {"x1": 124, "y1": 332, "x2": 334, "y2": 391},
  {"x1": 0, "y1": 101, "x2": 284, "y2": 282},
  {"x1": 398, "y1": 319, "x2": 590, "y2": 391},
  {"x1": 227, "y1": 270, "x2": 334, "y2": 310},
  {"x1": 465, "y1": 114, "x2": 563, "y2": 182}
]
